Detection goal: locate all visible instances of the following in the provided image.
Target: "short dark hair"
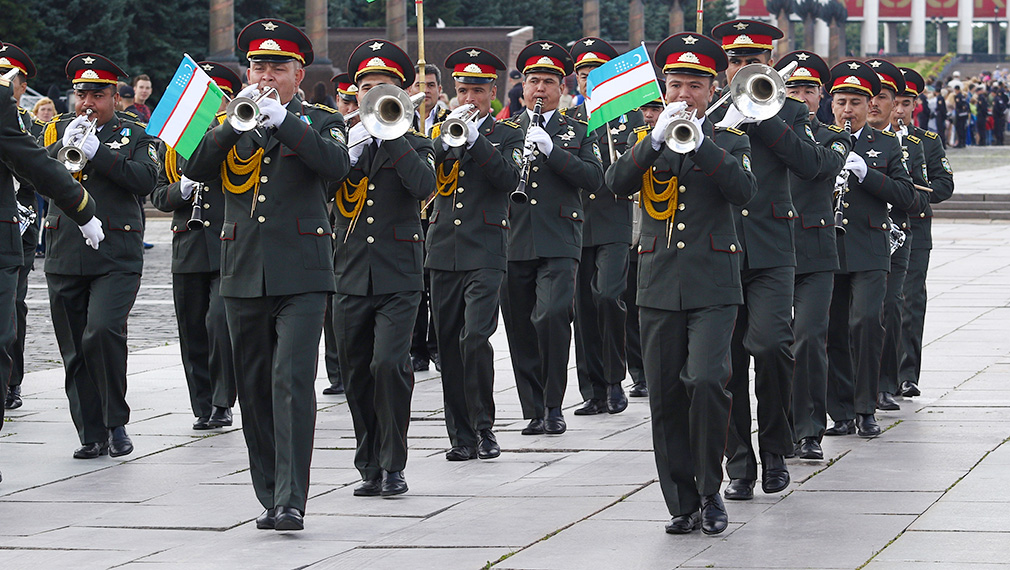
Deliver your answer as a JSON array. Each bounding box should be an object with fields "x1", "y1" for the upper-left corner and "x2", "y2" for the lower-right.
[
  {"x1": 415, "y1": 64, "x2": 441, "y2": 84},
  {"x1": 132, "y1": 74, "x2": 151, "y2": 87}
]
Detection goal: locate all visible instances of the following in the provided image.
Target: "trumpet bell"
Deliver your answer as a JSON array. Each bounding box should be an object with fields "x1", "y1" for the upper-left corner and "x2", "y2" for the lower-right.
[
  {"x1": 666, "y1": 118, "x2": 701, "y2": 154},
  {"x1": 729, "y1": 63, "x2": 787, "y2": 122},
  {"x1": 441, "y1": 105, "x2": 479, "y2": 148},
  {"x1": 358, "y1": 84, "x2": 415, "y2": 141},
  {"x1": 226, "y1": 97, "x2": 261, "y2": 132},
  {"x1": 57, "y1": 146, "x2": 87, "y2": 173}
]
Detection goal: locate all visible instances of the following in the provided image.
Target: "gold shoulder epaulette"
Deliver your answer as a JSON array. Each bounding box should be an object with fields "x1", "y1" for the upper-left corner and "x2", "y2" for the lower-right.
[
  {"x1": 924, "y1": 130, "x2": 939, "y2": 139},
  {"x1": 559, "y1": 107, "x2": 569, "y2": 116},
  {"x1": 787, "y1": 95, "x2": 805, "y2": 104},
  {"x1": 408, "y1": 128, "x2": 426, "y2": 137},
  {"x1": 907, "y1": 134, "x2": 921, "y2": 144},
  {"x1": 827, "y1": 124, "x2": 844, "y2": 132},
  {"x1": 499, "y1": 119, "x2": 520, "y2": 129},
  {"x1": 566, "y1": 116, "x2": 588, "y2": 126},
  {"x1": 726, "y1": 127, "x2": 746, "y2": 136},
  {"x1": 881, "y1": 129, "x2": 896, "y2": 137},
  {"x1": 314, "y1": 103, "x2": 338, "y2": 114},
  {"x1": 632, "y1": 124, "x2": 650, "y2": 133}
]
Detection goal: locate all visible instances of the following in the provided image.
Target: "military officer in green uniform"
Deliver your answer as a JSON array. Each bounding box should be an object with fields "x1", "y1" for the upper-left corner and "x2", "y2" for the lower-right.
[
  {"x1": 566, "y1": 37, "x2": 644, "y2": 417},
  {"x1": 4, "y1": 43, "x2": 44, "y2": 411},
  {"x1": 42, "y1": 53, "x2": 155, "y2": 460},
  {"x1": 500, "y1": 40, "x2": 603, "y2": 436},
  {"x1": 0, "y1": 49, "x2": 101, "y2": 480},
  {"x1": 427, "y1": 47, "x2": 522, "y2": 461},
  {"x1": 607, "y1": 33, "x2": 757, "y2": 535},
  {"x1": 897, "y1": 67, "x2": 954, "y2": 399},
  {"x1": 151, "y1": 62, "x2": 240, "y2": 430},
  {"x1": 709, "y1": 20, "x2": 828, "y2": 501},
  {"x1": 332, "y1": 39, "x2": 435, "y2": 498},
  {"x1": 865, "y1": 59, "x2": 931, "y2": 412},
  {"x1": 184, "y1": 20, "x2": 350, "y2": 531},
  {"x1": 775, "y1": 51, "x2": 851, "y2": 461},
  {"x1": 823, "y1": 60, "x2": 922, "y2": 438}
]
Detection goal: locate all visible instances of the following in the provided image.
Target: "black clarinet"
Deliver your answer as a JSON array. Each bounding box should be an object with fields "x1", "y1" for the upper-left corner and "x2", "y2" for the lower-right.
[
  {"x1": 510, "y1": 97, "x2": 544, "y2": 205},
  {"x1": 187, "y1": 183, "x2": 206, "y2": 230},
  {"x1": 833, "y1": 119, "x2": 851, "y2": 235}
]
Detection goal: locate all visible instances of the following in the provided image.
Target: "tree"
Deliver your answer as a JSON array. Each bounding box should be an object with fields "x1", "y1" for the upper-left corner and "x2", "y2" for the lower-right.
[
  {"x1": 765, "y1": 0, "x2": 793, "y2": 57},
  {"x1": 794, "y1": 0, "x2": 818, "y2": 52},
  {"x1": 127, "y1": 0, "x2": 208, "y2": 104}
]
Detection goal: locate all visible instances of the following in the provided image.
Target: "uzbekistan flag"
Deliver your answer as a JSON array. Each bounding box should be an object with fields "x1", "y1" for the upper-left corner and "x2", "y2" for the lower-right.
[
  {"x1": 146, "y1": 54, "x2": 225, "y2": 159},
  {"x1": 585, "y1": 45, "x2": 662, "y2": 133}
]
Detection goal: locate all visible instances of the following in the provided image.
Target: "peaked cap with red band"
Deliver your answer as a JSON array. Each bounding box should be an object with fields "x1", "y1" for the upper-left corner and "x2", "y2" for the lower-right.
[
  {"x1": 899, "y1": 67, "x2": 925, "y2": 98},
  {"x1": 348, "y1": 39, "x2": 415, "y2": 88},
  {"x1": 516, "y1": 40, "x2": 574, "y2": 77},
  {"x1": 654, "y1": 32, "x2": 727, "y2": 77},
  {"x1": 829, "y1": 60, "x2": 882, "y2": 98},
  {"x1": 198, "y1": 61, "x2": 242, "y2": 95},
  {"x1": 444, "y1": 46, "x2": 505, "y2": 85},
  {"x1": 0, "y1": 44, "x2": 36, "y2": 79},
  {"x1": 865, "y1": 58, "x2": 905, "y2": 95},
  {"x1": 712, "y1": 19, "x2": 783, "y2": 55},
  {"x1": 238, "y1": 19, "x2": 314, "y2": 66},
  {"x1": 66, "y1": 53, "x2": 128, "y2": 91},
  {"x1": 570, "y1": 37, "x2": 618, "y2": 71},
  {"x1": 776, "y1": 51, "x2": 828, "y2": 87},
  {"x1": 330, "y1": 72, "x2": 358, "y2": 101}
]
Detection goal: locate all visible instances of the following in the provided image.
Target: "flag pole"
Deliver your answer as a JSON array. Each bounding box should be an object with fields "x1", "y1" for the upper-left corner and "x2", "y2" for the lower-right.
[
  {"x1": 696, "y1": 0, "x2": 703, "y2": 33},
  {"x1": 415, "y1": 0, "x2": 426, "y2": 126}
]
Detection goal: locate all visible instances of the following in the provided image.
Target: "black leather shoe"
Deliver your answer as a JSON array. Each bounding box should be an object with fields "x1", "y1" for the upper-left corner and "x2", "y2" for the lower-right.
[
  {"x1": 607, "y1": 384, "x2": 628, "y2": 414},
  {"x1": 855, "y1": 413, "x2": 881, "y2": 437},
  {"x1": 256, "y1": 508, "x2": 276, "y2": 529},
  {"x1": 797, "y1": 437, "x2": 823, "y2": 460},
  {"x1": 573, "y1": 399, "x2": 607, "y2": 415},
  {"x1": 192, "y1": 416, "x2": 211, "y2": 430},
  {"x1": 544, "y1": 408, "x2": 566, "y2": 434},
  {"x1": 723, "y1": 478, "x2": 755, "y2": 501},
  {"x1": 73, "y1": 441, "x2": 109, "y2": 459},
  {"x1": 665, "y1": 511, "x2": 701, "y2": 534},
  {"x1": 784, "y1": 446, "x2": 796, "y2": 459},
  {"x1": 701, "y1": 493, "x2": 728, "y2": 535},
  {"x1": 431, "y1": 352, "x2": 441, "y2": 373},
  {"x1": 274, "y1": 506, "x2": 304, "y2": 531},
  {"x1": 628, "y1": 382, "x2": 648, "y2": 398},
  {"x1": 876, "y1": 392, "x2": 900, "y2": 411},
  {"x1": 901, "y1": 381, "x2": 921, "y2": 397},
  {"x1": 411, "y1": 355, "x2": 429, "y2": 372},
  {"x1": 521, "y1": 418, "x2": 544, "y2": 435},
  {"x1": 824, "y1": 419, "x2": 855, "y2": 436},
  {"x1": 353, "y1": 478, "x2": 382, "y2": 497},
  {"x1": 108, "y1": 426, "x2": 134, "y2": 457},
  {"x1": 445, "y1": 446, "x2": 477, "y2": 461},
  {"x1": 760, "y1": 451, "x2": 790, "y2": 494},
  {"x1": 381, "y1": 471, "x2": 408, "y2": 496},
  {"x1": 477, "y1": 429, "x2": 500, "y2": 459},
  {"x1": 207, "y1": 406, "x2": 233, "y2": 428},
  {"x1": 322, "y1": 380, "x2": 345, "y2": 395},
  {"x1": 4, "y1": 385, "x2": 21, "y2": 409}
]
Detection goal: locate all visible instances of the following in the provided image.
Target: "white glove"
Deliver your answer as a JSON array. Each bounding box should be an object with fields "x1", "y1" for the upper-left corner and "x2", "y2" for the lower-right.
[
  {"x1": 62, "y1": 115, "x2": 90, "y2": 147},
  {"x1": 844, "y1": 152, "x2": 868, "y2": 183},
  {"x1": 714, "y1": 104, "x2": 756, "y2": 129},
  {"x1": 80, "y1": 131, "x2": 100, "y2": 160},
  {"x1": 465, "y1": 114, "x2": 481, "y2": 147},
  {"x1": 690, "y1": 112, "x2": 706, "y2": 151},
  {"x1": 79, "y1": 217, "x2": 104, "y2": 250},
  {"x1": 348, "y1": 123, "x2": 370, "y2": 166},
  {"x1": 235, "y1": 84, "x2": 260, "y2": 100},
  {"x1": 180, "y1": 176, "x2": 198, "y2": 200},
  {"x1": 257, "y1": 95, "x2": 286, "y2": 129},
  {"x1": 446, "y1": 104, "x2": 475, "y2": 121},
  {"x1": 525, "y1": 125, "x2": 553, "y2": 157},
  {"x1": 651, "y1": 101, "x2": 688, "y2": 150}
]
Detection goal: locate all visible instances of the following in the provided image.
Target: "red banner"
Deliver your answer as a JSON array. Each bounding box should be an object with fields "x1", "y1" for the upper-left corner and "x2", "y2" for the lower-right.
[{"x1": 738, "y1": 0, "x2": 1006, "y2": 19}]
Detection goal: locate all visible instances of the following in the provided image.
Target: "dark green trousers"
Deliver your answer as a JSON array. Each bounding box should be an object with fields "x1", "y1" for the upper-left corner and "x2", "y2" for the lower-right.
[
  {"x1": 641, "y1": 304, "x2": 736, "y2": 517},
  {"x1": 826, "y1": 270, "x2": 887, "y2": 420},
  {"x1": 501, "y1": 257, "x2": 578, "y2": 419},
  {"x1": 574, "y1": 243, "x2": 629, "y2": 402},
  {"x1": 791, "y1": 270, "x2": 833, "y2": 442},
  {"x1": 880, "y1": 237, "x2": 911, "y2": 395},
  {"x1": 322, "y1": 293, "x2": 342, "y2": 385},
  {"x1": 47, "y1": 271, "x2": 139, "y2": 445},
  {"x1": 225, "y1": 292, "x2": 326, "y2": 512},
  {"x1": 11, "y1": 234, "x2": 36, "y2": 389},
  {"x1": 725, "y1": 266, "x2": 796, "y2": 481},
  {"x1": 0, "y1": 265, "x2": 17, "y2": 428},
  {"x1": 430, "y1": 268, "x2": 503, "y2": 448},
  {"x1": 899, "y1": 247, "x2": 930, "y2": 387},
  {"x1": 624, "y1": 254, "x2": 644, "y2": 386},
  {"x1": 334, "y1": 290, "x2": 419, "y2": 481},
  {"x1": 173, "y1": 271, "x2": 236, "y2": 418}
]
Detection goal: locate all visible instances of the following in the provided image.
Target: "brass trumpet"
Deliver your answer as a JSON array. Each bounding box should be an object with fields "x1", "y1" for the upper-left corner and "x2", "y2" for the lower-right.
[
  {"x1": 707, "y1": 61, "x2": 797, "y2": 128},
  {"x1": 441, "y1": 104, "x2": 481, "y2": 148},
  {"x1": 226, "y1": 86, "x2": 278, "y2": 132},
  {"x1": 57, "y1": 109, "x2": 98, "y2": 173},
  {"x1": 665, "y1": 108, "x2": 702, "y2": 154},
  {"x1": 346, "y1": 84, "x2": 425, "y2": 149}
]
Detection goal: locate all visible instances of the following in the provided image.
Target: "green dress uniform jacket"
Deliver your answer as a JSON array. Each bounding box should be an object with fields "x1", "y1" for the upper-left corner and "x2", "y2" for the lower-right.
[
  {"x1": 333, "y1": 131, "x2": 436, "y2": 293},
  {"x1": 607, "y1": 123, "x2": 757, "y2": 310},
  {"x1": 792, "y1": 118, "x2": 851, "y2": 275},
  {"x1": 709, "y1": 97, "x2": 825, "y2": 269},
  {"x1": 425, "y1": 115, "x2": 521, "y2": 271},
  {"x1": 184, "y1": 97, "x2": 348, "y2": 297},
  {"x1": 890, "y1": 129, "x2": 931, "y2": 232},
  {"x1": 42, "y1": 114, "x2": 156, "y2": 275},
  {"x1": 906, "y1": 127, "x2": 954, "y2": 250},
  {"x1": 507, "y1": 110, "x2": 604, "y2": 260}
]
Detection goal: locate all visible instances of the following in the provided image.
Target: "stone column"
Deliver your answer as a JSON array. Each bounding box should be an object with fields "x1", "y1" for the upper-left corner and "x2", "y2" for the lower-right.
[
  {"x1": 957, "y1": 0, "x2": 973, "y2": 55},
  {"x1": 387, "y1": 0, "x2": 407, "y2": 49},
  {"x1": 939, "y1": 21, "x2": 950, "y2": 52},
  {"x1": 584, "y1": 0, "x2": 601, "y2": 37},
  {"x1": 990, "y1": 22, "x2": 1000, "y2": 54},
  {"x1": 629, "y1": 0, "x2": 644, "y2": 47},
  {"x1": 305, "y1": 0, "x2": 330, "y2": 65},
  {"x1": 910, "y1": 0, "x2": 926, "y2": 53},
  {"x1": 669, "y1": 0, "x2": 684, "y2": 34},
  {"x1": 209, "y1": 0, "x2": 235, "y2": 61},
  {"x1": 862, "y1": 0, "x2": 879, "y2": 56},
  {"x1": 814, "y1": 18, "x2": 830, "y2": 59},
  {"x1": 884, "y1": 22, "x2": 898, "y2": 53}
]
